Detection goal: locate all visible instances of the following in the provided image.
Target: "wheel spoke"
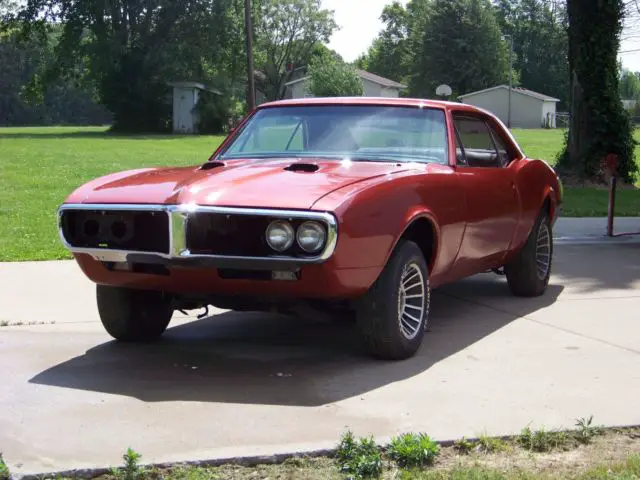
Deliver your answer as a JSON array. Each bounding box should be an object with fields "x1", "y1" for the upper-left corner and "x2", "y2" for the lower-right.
[
  {"x1": 402, "y1": 271, "x2": 420, "y2": 287},
  {"x1": 405, "y1": 303, "x2": 423, "y2": 312},
  {"x1": 403, "y1": 311, "x2": 421, "y2": 323}
]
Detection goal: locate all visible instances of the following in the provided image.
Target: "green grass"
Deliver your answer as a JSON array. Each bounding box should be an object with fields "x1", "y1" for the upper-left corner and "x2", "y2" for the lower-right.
[
  {"x1": 512, "y1": 128, "x2": 640, "y2": 216},
  {"x1": 511, "y1": 128, "x2": 568, "y2": 164},
  {"x1": 0, "y1": 455, "x2": 8, "y2": 480},
  {"x1": 402, "y1": 455, "x2": 640, "y2": 479},
  {"x1": 1, "y1": 126, "x2": 639, "y2": 262},
  {"x1": 0, "y1": 126, "x2": 225, "y2": 261}
]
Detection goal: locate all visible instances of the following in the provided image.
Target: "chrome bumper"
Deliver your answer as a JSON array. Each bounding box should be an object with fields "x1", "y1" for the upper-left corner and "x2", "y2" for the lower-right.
[{"x1": 57, "y1": 203, "x2": 338, "y2": 267}]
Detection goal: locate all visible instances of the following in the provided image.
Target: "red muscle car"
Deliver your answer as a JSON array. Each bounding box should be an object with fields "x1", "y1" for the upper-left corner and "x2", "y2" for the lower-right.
[{"x1": 58, "y1": 97, "x2": 563, "y2": 360}]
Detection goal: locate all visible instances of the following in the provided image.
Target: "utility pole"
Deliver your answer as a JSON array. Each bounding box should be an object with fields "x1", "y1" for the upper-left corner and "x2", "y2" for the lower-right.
[
  {"x1": 503, "y1": 34, "x2": 514, "y2": 129},
  {"x1": 244, "y1": 0, "x2": 256, "y2": 111}
]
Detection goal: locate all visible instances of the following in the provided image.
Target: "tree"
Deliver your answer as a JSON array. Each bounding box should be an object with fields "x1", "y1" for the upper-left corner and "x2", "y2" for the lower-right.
[
  {"x1": 15, "y1": 0, "x2": 239, "y2": 132},
  {"x1": 494, "y1": 0, "x2": 569, "y2": 108},
  {"x1": 307, "y1": 57, "x2": 364, "y2": 97},
  {"x1": 357, "y1": 2, "x2": 410, "y2": 83},
  {"x1": 254, "y1": 0, "x2": 337, "y2": 101},
  {"x1": 619, "y1": 68, "x2": 640, "y2": 101},
  {"x1": 410, "y1": 0, "x2": 511, "y2": 98},
  {"x1": 557, "y1": 0, "x2": 637, "y2": 184},
  {"x1": 0, "y1": 20, "x2": 110, "y2": 126},
  {"x1": 356, "y1": 0, "x2": 430, "y2": 87}
]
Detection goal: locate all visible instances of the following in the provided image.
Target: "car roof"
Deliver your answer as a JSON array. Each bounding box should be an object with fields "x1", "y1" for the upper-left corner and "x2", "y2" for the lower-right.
[{"x1": 257, "y1": 96, "x2": 485, "y2": 113}]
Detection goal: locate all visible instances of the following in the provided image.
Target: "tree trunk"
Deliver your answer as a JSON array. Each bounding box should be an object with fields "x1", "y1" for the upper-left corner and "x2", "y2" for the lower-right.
[{"x1": 558, "y1": 0, "x2": 637, "y2": 184}]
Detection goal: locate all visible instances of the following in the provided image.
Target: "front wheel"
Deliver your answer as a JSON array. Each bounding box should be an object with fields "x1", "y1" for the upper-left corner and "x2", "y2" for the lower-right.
[
  {"x1": 504, "y1": 211, "x2": 553, "y2": 297},
  {"x1": 96, "y1": 285, "x2": 173, "y2": 341},
  {"x1": 355, "y1": 240, "x2": 430, "y2": 360}
]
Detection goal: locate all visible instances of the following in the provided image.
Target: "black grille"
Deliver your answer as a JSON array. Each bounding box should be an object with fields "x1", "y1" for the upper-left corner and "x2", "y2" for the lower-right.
[
  {"x1": 186, "y1": 213, "x2": 325, "y2": 257},
  {"x1": 60, "y1": 209, "x2": 170, "y2": 254}
]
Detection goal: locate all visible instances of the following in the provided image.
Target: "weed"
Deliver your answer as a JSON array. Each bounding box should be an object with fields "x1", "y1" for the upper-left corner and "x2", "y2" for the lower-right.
[
  {"x1": 388, "y1": 433, "x2": 440, "y2": 468},
  {"x1": 575, "y1": 415, "x2": 603, "y2": 445},
  {"x1": 111, "y1": 448, "x2": 145, "y2": 480},
  {"x1": 518, "y1": 426, "x2": 570, "y2": 452},
  {"x1": 453, "y1": 437, "x2": 476, "y2": 455},
  {"x1": 476, "y1": 433, "x2": 509, "y2": 454},
  {"x1": 335, "y1": 430, "x2": 383, "y2": 479},
  {"x1": 0, "y1": 454, "x2": 9, "y2": 480}
]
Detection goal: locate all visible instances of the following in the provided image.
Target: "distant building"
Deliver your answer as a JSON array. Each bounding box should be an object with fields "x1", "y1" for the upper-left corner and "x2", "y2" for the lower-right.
[
  {"x1": 458, "y1": 85, "x2": 560, "y2": 129},
  {"x1": 169, "y1": 81, "x2": 220, "y2": 134},
  {"x1": 284, "y1": 69, "x2": 407, "y2": 99}
]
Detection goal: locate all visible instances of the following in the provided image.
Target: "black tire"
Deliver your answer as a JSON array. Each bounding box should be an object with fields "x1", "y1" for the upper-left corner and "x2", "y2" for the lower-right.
[
  {"x1": 355, "y1": 240, "x2": 430, "y2": 360},
  {"x1": 504, "y1": 211, "x2": 553, "y2": 297},
  {"x1": 96, "y1": 285, "x2": 173, "y2": 341}
]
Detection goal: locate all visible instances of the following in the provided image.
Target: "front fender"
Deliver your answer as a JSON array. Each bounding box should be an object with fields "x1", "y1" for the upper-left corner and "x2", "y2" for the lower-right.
[{"x1": 314, "y1": 166, "x2": 464, "y2": 279}]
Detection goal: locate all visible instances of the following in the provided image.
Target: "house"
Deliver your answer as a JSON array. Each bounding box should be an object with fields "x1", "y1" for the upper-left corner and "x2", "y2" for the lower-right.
[
  {"x1": 168, "y1": 81, "x2": 221, "y2": 133},
  {"x1": 284, "y1": 69, "x2": 407, "y2": 99},
  {"x1": 458, "y1": 85, "x2": 560, "y2": 129}
]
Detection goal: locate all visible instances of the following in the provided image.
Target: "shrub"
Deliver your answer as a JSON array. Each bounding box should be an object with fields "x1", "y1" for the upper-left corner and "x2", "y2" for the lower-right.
[
  {"x1": 388, "y1": 433, "x2": 440, "y2": 468},
  {"x1": 335, "y1": 430, "x2": 383, "y2": 479},
  {"x1": 518, "y1": 426, "x2": 570, "y2": 452}
]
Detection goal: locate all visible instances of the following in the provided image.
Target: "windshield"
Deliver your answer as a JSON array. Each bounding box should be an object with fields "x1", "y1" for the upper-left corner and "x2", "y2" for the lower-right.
[{"x1": 217, "y1": 105, "x2": 449, "y2": 164}]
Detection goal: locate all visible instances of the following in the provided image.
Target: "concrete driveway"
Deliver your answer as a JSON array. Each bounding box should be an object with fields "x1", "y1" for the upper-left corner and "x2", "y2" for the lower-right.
[{"x1": 1, "y1": 241, "x2": 640, "y2": 477}]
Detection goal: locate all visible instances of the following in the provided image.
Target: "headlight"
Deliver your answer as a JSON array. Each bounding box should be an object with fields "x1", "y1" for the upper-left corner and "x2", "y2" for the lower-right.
[
  {"x1": 266, "y1": 220, "x2": 294, "y2": 252},
  {"x1": 296, "y1": 221, "x2": 326, "y2": 253}
]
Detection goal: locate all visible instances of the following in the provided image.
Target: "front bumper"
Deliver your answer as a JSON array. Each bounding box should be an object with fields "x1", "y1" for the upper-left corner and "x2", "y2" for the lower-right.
[{"x1": 59, "y1": 203, "x2": 381, "y2": 298}]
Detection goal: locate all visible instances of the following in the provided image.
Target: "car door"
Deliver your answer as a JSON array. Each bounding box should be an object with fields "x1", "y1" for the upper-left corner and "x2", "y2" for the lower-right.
[{"x1": 451, "y1": 112, "x2": 521, "y2": 276}]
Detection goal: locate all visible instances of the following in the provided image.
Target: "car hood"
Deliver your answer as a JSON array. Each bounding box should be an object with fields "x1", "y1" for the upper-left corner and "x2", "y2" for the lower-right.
[{"x1": 66, "y1": 158, "x2": 417, "y2": 210}]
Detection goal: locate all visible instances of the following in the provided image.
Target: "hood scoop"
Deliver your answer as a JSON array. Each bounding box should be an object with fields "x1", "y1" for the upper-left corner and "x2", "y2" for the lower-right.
[
  {"x1": 200, "y1": 161, "x2": 225, "y2": 171},
  {"x1": 284, "y1": 162, "x2": 319, "y2": 173}
]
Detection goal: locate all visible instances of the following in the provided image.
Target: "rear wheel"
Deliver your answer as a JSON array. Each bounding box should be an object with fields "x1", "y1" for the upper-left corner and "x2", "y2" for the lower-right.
[
  {"x1": 504, "y1": 211, "x2": 553, "y2": 297},
  {"x1": 96, "y1": 285, "x2": 173, "y2": 341},
  {"x1": 356, "y1": 240, "x2": 430, "y2": 360}
]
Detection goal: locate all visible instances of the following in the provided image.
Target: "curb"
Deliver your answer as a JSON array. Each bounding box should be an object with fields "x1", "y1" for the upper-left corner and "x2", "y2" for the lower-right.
[
  {"x1": 554, "y1": 234, "x2": 640, "y2": 245},
  {"x1": 8, "y1": 424, "x2": 640, "y2": 480}
]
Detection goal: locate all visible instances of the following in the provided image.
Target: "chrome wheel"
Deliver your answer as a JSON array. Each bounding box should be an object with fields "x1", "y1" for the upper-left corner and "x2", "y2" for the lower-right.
[
  {"x1": 397, "y1": 262, "x2": 426, "y2": 340},
  {"x1": 535, "y1": 222, "x2": 551, "y2": 280}
]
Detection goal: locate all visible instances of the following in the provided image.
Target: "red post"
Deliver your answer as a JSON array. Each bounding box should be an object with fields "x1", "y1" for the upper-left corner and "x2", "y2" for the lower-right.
[
  {"x1": 604, "y1": 154, "x2": 618, "y2": 237},
  {"x1": 607, "y1": 175, "x2": 616, "y2": 236}
]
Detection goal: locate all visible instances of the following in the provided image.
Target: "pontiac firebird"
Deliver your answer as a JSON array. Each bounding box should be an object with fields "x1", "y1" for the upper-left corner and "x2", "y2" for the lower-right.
[{"x1": 58, "y1": 97, "x2": 563, "y2": 360}]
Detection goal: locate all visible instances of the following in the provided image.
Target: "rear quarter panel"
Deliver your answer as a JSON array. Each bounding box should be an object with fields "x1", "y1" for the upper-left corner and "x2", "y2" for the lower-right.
[{"x1": 508, "y1": 157, "x2": 562, "y2": 253}]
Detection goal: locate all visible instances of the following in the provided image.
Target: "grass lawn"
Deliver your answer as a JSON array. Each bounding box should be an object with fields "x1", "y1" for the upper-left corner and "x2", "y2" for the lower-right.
[
  {"x1": 0, "y1": 127, "x2": 225, "y2": 261},
  {"x1": 0, "y1": 125, "x2": 639, "y2": 261},
  {"x1": 16, "y1": 426, "x2": 639, "y2": 480}
]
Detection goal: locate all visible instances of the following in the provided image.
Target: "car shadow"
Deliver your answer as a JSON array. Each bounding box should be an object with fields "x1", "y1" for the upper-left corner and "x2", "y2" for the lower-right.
[{"x1": 29, "y1": 275, "x2": 564, "y2": 407}]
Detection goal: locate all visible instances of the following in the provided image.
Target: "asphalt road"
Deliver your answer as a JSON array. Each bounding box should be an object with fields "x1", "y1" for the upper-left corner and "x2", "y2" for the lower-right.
[{"x1": 1, "y1": 240, "x2": 640, "y2": 477}]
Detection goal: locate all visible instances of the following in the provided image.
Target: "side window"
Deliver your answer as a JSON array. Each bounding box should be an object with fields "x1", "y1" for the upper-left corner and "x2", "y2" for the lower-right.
[
  {"x1": 453, "y1": 115, "x2": 500, "y2": 168},
  {"x1": 489, "y1": 128, "x2": 512, "y2": 166}
]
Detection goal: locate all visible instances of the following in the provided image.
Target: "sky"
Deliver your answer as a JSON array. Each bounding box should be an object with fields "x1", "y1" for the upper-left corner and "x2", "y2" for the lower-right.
[{"x1": 322, "y1": 0, "x2": 640, "y2": 73}]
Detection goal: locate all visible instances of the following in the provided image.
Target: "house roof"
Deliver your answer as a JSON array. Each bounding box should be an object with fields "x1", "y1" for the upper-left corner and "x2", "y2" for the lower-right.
[
  {"x1": 284, "y1": 69, "x2": 407, "y2": 89},
  {"x1": 354, "y1": 69, "x2": 407, "y2": 89},
  {"x1": 458, "y1": 84, "x2": 560, "y2": 102},
  {"x1": 167, "y1": 81, "x2": 221, "y2": 95}
]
